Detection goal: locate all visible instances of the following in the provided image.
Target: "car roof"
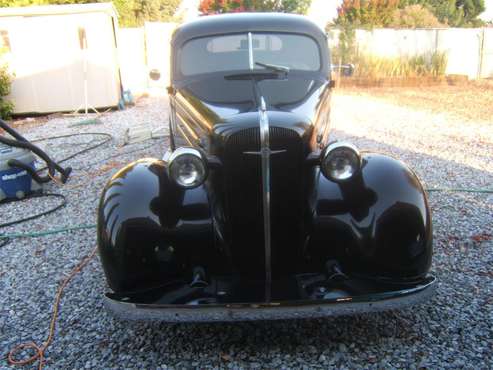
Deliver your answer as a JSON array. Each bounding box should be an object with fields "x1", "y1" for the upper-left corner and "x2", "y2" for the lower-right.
[{"x1": 171, "y1": 12, "x2": 327, "y2": 48}]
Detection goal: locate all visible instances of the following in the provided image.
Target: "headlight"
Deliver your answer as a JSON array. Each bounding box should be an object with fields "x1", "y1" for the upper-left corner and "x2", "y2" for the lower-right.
[
  {"x1": 320, "y1": 142, "x2": 361, "y2": 182},
  {"x1": 168, "y1": 147, "x2": 207, "y2": 188}
]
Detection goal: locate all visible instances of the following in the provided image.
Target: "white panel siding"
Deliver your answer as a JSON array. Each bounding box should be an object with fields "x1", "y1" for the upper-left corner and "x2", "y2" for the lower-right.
[
  {"x1": 328, "y1": 27, "x2": 493, "y2": 80},
  {"x1": 1, "y1": 11, "x2": 121, "y2": 114},
  {"x1": 480, "y1": 28, "x2": 493, "y2": 78},
  {"x1": 118, "y1": 28, "x2": 147, "y2": 95}
]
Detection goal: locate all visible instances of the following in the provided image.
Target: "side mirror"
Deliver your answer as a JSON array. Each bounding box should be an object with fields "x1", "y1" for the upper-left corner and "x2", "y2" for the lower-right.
[
  {"x1": 149, "y1": 69, "x2": 161, "y2": 81},
  {"x1": 331, "y1": 63, "x2": 355, "y2": 77}
]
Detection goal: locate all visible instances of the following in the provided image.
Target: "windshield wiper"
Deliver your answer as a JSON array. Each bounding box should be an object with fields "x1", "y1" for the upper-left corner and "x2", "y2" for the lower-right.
[
  {"x1": 224, "y1": 62, "x2": 290, "y2": 80},
  {"x1": 224, "y1": 71, "x2": 283, "y2": 81},
  {"x1": 255, "y1": 62, "x2": 290, "y2": 74}
]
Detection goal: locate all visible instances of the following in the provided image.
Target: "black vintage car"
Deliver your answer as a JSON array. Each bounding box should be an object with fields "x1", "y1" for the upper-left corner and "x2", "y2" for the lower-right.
[{"x1": 97, "y1": 13, "x2": 435, "y2": 321}]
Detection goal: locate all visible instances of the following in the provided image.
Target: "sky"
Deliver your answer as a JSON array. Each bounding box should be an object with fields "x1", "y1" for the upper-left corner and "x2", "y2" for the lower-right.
[
  {"x1": 307, "y1": 0, "x2": 341, "y2": 28},
  {"x1": 480, "y1": 0, "x2": 493, "y2": 21}
]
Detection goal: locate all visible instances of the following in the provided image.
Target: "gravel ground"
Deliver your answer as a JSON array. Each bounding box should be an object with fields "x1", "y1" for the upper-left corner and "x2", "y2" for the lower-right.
[{"x1": 1, "y1": 92, "x2": 492, "y2": 369}]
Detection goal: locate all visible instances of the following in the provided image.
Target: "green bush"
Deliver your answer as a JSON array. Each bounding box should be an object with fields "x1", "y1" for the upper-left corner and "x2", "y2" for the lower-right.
[{"x1": 0, "y1": 64, "x2": 13, "y2": 119}]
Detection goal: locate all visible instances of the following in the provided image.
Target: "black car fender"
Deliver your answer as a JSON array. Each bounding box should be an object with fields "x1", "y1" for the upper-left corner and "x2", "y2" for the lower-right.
[
  {"x1": 307, "y1": 153, "x2": 432, "y2": 280},
  {"x1": 97, "y1": 158, "x2": 216, "y2": 294}
]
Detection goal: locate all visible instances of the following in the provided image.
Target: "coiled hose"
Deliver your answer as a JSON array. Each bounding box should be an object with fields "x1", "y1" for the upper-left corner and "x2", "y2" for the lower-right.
[{"x1": 0, "y1": 119, "x2": 72, "y2": 183}]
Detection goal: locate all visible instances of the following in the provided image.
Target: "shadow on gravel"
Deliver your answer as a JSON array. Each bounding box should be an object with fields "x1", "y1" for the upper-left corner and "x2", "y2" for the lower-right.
[
  {"x1": 129, "y1": 307, "x2": 428, "y2": 344},
  {"x1": 102, "y1": 304, "x2": 443, "y2": 368}
]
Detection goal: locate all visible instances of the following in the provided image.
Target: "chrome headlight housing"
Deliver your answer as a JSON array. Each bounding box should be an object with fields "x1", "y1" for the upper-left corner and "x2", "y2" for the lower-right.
[
  {"x1": 168, "y1": 147, "x2": 208, "y2": 188},
  {"x1": 320, "y1": 142, "x2": 361, "y2": 182}
]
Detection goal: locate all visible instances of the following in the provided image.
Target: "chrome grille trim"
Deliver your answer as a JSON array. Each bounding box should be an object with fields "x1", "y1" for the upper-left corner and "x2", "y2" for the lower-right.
[{"x1": 259, "y1": 97, "x2": 272, "y2": 300}]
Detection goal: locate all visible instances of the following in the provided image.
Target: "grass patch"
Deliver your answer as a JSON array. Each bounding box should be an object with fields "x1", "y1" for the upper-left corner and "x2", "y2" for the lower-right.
[{"x1": 333, "y1": 52, "x2": 448, "y2": 79}]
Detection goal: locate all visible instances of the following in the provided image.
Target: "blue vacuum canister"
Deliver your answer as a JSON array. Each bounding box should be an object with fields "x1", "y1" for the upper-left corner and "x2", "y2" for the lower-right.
[{"x1": 0, "y1": 143, "x2": 41, "y2": 202}]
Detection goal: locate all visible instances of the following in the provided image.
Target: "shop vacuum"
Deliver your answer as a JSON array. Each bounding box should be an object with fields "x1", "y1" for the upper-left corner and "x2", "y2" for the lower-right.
[{"x1": 0, "y1": 119, "x2": 72, "y2": 203}]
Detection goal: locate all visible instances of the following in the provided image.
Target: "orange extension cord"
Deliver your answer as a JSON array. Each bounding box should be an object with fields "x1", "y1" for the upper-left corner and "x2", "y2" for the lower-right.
[
  {"x1": 47, "y1": 161, "x2": 121, "y2": 189},
  {"x1": 7, "y1": 245, "x2": 98, "y2": 370},
  {"x1": 7, "y1": 160, "x2": 119, "y2": 368}
]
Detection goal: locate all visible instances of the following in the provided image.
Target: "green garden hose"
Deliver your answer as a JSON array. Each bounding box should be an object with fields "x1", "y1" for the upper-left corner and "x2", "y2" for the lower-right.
[
  {"x1": 0, "y1": 187, "x2": 490, "y2": 246},
  {"x1": 0, "y1": 224, "x2": 96, "y2": 240},
  {"x1": 426, "y1": 188, "x2": 493, "y2": 194}
]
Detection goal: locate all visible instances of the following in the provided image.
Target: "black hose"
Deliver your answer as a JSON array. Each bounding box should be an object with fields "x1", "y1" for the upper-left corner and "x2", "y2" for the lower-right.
[
  {"x1": 0, "y1": 237, "x2": 9, "y2": 248},
  {"x1": 0, "y1": 119, "x2": 73, "y2": 183},
  {"x1": 78, "y1": 140, "x2": 158, "y2": 170},
  {"x1": 0, "y1": 126, "x2": 112, "y2": 249},
  {"x1": 0, "y1": 119, "x2": 29, "y2": 142},
  {"x1": 0, "y1": 193, "x2": 66, "y2": 229},
  {"x1": 7, "y1": 159, "x2": 68, "y2": 184},
  {"x1": 33, "y1": 132, "x2": 113, "y2": 171},
  {"x1": 0, "y1": 134, "x2": 58, "y2": 182},
  {"x1": 0, "y1": 193, "x2": 67, "y2": 249}
]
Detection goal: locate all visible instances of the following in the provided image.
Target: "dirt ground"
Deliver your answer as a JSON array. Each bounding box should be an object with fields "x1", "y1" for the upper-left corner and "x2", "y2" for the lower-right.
[{"x1": 338, "y1": 80, "x2": 493, "y2": 123}]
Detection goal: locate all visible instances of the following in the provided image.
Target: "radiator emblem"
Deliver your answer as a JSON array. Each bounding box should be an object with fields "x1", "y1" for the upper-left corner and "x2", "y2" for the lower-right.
[{"x1": 243, "y1": 149, "x2": 286, "y2": 155}]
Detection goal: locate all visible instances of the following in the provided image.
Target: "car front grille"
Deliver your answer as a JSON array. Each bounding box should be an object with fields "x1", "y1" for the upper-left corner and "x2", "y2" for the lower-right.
[{"x1": 223, "y1": 126, "x2": 305, "y2": 278}]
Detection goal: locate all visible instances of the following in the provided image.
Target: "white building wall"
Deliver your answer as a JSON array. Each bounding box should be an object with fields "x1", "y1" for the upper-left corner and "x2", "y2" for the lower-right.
[
  {"x1": 354, "y1": 29, "x2": 437, "y2": 57},
  {"x1": 1, "y1": 11, "x2": 121, "y2": 114},
  {"x1": 144, "y1": 22, "x2": 177, "y2": 89},
  {"x1": 117, "y1": 28, "x2": 147, "y2": 95},
  {"x1": 480, "y1": 28, "x2": 493, "y2": 78}
]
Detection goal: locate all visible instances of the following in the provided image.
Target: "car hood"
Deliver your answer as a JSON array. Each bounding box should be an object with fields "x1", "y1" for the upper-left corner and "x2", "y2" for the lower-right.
[{"x1": 174, "y1": 75, "x2": 328, "y2": 127}]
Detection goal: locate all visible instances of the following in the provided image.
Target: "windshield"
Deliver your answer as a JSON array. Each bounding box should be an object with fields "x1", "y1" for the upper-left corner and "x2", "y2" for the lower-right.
[{"x1": 178, "y1": 33, "x2": 321, "y2": 77}]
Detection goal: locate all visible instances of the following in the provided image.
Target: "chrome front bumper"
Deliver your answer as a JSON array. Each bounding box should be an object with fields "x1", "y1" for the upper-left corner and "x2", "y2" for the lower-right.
[{"x1": 104, "y1": 275, "x2": 436, "y2": 322}]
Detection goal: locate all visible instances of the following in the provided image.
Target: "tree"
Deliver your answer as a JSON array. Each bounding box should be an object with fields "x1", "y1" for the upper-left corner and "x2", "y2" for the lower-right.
[
  {"x1": 333, "y1": 0, "x2": 485, "y2": 27},
  {"x1": 403, "y1": 0, "x2": 485, "y2": 26},
  {"x1": 129, "y1": 0, "x2": 182, "y2": 26},
  {"x1": 0, "y1": 0, "x2": 182, "y2": 27},
  {"x1": 335, "y1": 0, "x2": 401, "y2": 28},
  {"x1": 389, "y1": 4, "x2": 444, "y2": 27},
  {"x1": 198, "y1": 0, "x2": 312, "y2": 15}
]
